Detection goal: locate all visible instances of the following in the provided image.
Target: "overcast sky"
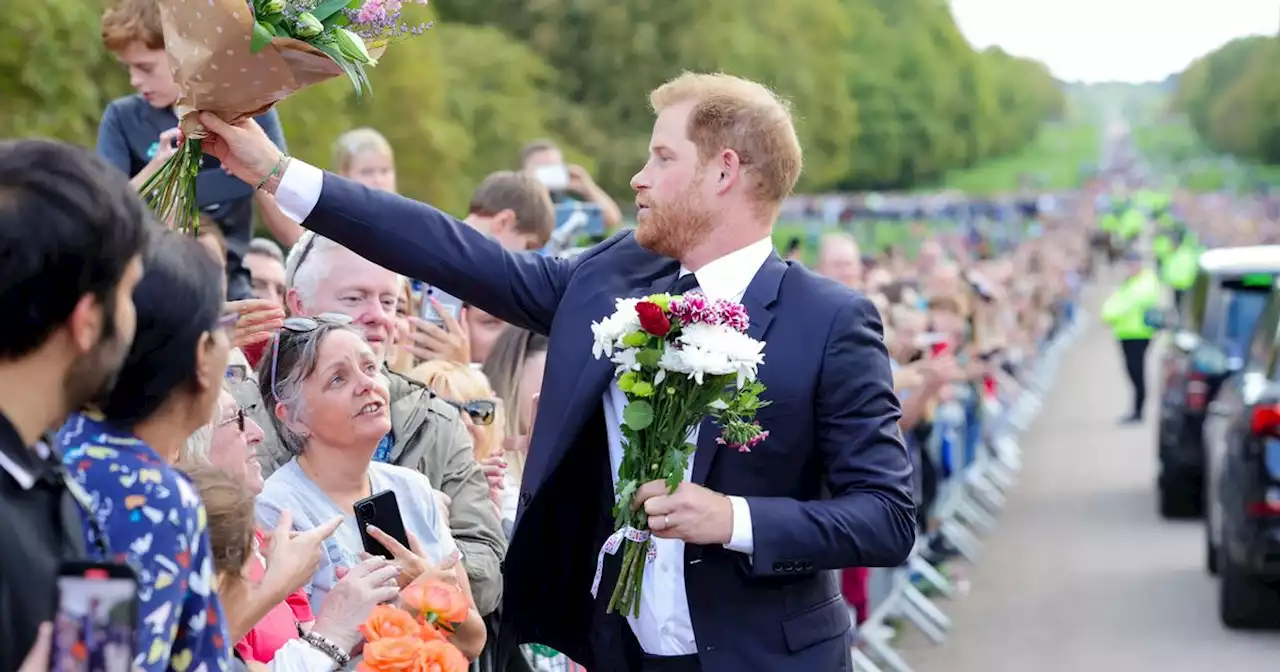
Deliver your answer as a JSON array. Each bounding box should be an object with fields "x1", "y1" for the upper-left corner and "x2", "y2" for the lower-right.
[{"x1": 950, "y1": 0, "x2": 1278, "y2": 82}]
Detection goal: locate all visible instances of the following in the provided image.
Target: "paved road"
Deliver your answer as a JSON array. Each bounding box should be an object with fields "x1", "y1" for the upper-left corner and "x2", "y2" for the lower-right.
[{"x1": 897, "y1": 287, "x2": 1280, "y2": 671}]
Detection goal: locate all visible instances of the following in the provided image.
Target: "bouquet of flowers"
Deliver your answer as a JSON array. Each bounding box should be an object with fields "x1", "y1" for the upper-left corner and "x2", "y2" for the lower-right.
[
  {"x1": 139, "y1": 0, "x2": 429, "y2": 232},
  {"x1": 589, "y1": 292, "x2": 769, "y2": 616},
  {"x1": 357, "y1": 578, "x2": 469, "y2": 672}
]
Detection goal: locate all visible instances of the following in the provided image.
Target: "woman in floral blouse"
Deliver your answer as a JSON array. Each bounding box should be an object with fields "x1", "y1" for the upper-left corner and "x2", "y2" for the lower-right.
[{"x1": 58, "y1": 232, "x2": 235, "y2": 672}]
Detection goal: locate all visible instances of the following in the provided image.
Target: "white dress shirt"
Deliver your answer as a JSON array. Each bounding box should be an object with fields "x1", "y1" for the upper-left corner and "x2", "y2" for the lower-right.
[
  {"x1": 602, "y1": 237, "x2": 773, "y2": 655},
  {"x1": 272, "y1": 161, "x2": 773, "y2": 655}
]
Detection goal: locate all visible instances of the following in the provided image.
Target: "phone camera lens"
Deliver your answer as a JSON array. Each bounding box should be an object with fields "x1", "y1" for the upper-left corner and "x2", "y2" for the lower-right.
[{"x1": 358, "y1": 502, "x2": 375, "y2": 518}]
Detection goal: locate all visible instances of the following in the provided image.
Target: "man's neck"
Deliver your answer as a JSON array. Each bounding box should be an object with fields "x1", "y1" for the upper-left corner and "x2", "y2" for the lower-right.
[
  {"x1": 0, "y1": 354, "x2": 70, "y2": 447},
  {"x1": 680, "y1": 220, "x2": 773, "y2": 272}
]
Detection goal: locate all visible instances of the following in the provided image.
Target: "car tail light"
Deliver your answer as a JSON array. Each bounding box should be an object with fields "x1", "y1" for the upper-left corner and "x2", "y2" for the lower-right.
[
  {"x1": 1251, "y1": 404, "x2": 1280, "y2": 437},
  {"x1": 1186, "y1": 372, "x2": 1209, "y2": 411},
  {"x1": 1246, "y1": 486, "x2": 1280, "y2": 517}
]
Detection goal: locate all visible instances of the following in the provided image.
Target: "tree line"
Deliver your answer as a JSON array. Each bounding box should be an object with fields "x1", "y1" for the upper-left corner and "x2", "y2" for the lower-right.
[
  {"x1": 3, "y1": 0, "x2": 1064, "y2": 213},
  {"x1": 1172, "y1": 35, "x2": 1280, "y2": 165}
]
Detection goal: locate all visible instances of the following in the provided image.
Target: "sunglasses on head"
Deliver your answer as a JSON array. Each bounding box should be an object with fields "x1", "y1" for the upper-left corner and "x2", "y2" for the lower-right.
[
  {"x1": 444, "y1": 398, "x2": 497, "y2": 426},
  {"x1": 270, "y1": 313, "x2": 357, "y2": 398}
]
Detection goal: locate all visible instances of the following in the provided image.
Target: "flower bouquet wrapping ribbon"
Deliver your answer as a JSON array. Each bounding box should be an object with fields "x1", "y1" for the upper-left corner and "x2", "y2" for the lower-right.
[{"x1": 589, "y1": 526, "x2": 657, "y2": 599}]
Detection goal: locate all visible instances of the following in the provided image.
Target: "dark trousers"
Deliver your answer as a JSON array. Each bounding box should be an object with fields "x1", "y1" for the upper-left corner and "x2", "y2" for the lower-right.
[{"x1": 1120, "y1": 338, "x2": 1151, "y2": 418}]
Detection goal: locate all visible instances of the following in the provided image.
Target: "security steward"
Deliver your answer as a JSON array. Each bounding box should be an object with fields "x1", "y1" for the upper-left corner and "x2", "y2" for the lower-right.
[{"x1": 1101, "y1": 250, "x2": 1164, "y2": 424}]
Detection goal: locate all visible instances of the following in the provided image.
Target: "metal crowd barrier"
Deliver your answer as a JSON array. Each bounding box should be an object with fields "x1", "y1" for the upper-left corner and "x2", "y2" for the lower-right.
[{"x1": 852, "y1": 306, "x2": 1089, "y2": 672}]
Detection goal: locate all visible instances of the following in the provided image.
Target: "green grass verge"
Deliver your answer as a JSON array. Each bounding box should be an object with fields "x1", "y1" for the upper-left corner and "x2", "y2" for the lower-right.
[
  {"x1": 933, "y1": 123, "x2": 1100, "y2": 194},
  {"x1": 1135, "y1": 118, "x2": 1280, "y2": 192}
]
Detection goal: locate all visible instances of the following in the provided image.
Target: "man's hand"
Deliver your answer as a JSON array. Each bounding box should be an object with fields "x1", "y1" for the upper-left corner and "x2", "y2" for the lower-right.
[
  {"x1": 263, "y1": 510, "x2": 343, "y2": 599},
  {"x1": 406, "y1": 301, "x2": 470, "y2": 364},
  {"x1": 636, "y1": 480, "x2": 734, "y2": 545},
  {"x1": 225, "y1": 299, "x2": 285, "y2": 348},
  {"x1": 198, "y1": 113, "x2": 281, "y2": 188},
  {"x1": 478, "y1": 453, "x2": 506, "y2": 509},
  {"x1": 149, "y1": 128, "x2": 182, "y2": 167}
]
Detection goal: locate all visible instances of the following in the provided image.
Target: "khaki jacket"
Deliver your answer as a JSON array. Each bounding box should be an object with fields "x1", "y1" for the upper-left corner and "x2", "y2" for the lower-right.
[{"x1": 229, "y1": 369, "x2": 507, "y2": 615}]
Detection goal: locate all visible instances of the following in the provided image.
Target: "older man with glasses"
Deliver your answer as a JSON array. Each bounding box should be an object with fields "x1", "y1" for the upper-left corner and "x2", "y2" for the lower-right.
[{"x1": 227, "y1": 236, "x2": 507, "y2": 617}]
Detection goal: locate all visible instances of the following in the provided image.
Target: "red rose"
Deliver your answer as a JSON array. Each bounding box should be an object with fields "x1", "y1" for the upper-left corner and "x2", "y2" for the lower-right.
[{"x1": 635, "y1": 301, "x2": 672, "y2": 337}]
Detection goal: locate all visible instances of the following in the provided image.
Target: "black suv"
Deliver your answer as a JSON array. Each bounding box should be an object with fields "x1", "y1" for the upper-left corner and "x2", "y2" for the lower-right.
[
  {"x1": 1204, "y1": 273, "x2": 1280, "y2": 629},
  {"x1": 1153, "y1": 247, "x2": 1280, "y2": 519}
]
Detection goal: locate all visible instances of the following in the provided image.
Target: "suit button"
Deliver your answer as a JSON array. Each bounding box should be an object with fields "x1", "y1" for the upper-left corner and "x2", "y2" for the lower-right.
[
  {"x1": 519, "y1": 491, "x2": 531, "y2": 506},
  {"x1": 782, "y1": 561, "x2": 795, "y2": 571},
  {"x1": 772, "y1": 562, "x2": 785, "y2": 572}
]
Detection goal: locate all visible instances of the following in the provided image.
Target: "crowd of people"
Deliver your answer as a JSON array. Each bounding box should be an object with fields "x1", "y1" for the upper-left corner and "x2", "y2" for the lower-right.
[{"x1": 0, "y1": 0, "x2": 1122, "y2": 671}]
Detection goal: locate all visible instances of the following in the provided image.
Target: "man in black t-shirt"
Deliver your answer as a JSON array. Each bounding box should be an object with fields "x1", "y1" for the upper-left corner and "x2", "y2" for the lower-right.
[
  {"x1": 0, "y1": 140, "x2": 150, "y2": 671},
  {"x1": 96, "y1": 0, "x2": 287, "y2": 300}
]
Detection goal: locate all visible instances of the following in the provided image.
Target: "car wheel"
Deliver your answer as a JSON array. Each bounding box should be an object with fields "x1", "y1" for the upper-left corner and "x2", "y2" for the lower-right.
[
  {"x1": 1219, "y1": 556, "x2": 1280, "y2": 629},
  {"x1": 1158, "y1": 469, "x2": 1203, "y2": 519}
]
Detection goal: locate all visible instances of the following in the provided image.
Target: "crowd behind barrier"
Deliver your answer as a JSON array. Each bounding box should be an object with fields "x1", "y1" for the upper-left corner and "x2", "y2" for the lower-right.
[{"x1": 852, "y1": 271, "x2": 1088, "y2": 672}]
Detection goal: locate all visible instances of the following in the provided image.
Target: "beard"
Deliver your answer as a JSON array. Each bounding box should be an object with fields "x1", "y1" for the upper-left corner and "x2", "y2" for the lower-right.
[
  {"x1": 63, "y1": 331, "x2": 130, "y2": 412},
  {"x1": 634, "y1": 182, "x2": 715, "y2": 260}
]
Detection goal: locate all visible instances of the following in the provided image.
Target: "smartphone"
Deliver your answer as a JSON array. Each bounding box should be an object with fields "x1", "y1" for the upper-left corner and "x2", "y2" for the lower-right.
[
  {"x1": 50, "y1": 562, "x2": 140, "y2": 672},
  {"x1": 421, "y1": 288, "x2": 464, "y2": 327},
  {"x1": 533, "y1": 164, "x2": 570, "y2": 192},
  {"x1": 354, "y1": 490, "x2": 412, "y2": 559}
]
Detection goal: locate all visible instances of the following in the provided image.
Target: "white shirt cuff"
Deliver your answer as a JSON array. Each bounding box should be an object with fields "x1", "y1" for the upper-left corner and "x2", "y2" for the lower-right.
[
  {"x1": 275, "y1": 159, "x2": 324, "y2": 223},
  {"x1": 724, "y1": 496, "x2": 754, "y2": 555}
]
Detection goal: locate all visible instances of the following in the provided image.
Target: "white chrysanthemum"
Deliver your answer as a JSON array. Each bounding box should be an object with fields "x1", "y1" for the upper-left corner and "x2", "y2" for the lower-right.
[
  {"x1": 611, "y1": 347, "x2": 641, "y2": 376},
  {"x1": 659, "y1": 322, "x2": 765, "y2": 386},
  {"x1": 591, "y1": 298, "x2": 642, "y2": 358}
]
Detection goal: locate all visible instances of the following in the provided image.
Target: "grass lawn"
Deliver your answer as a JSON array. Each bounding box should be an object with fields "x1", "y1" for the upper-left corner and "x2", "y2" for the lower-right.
[
  {"x1": 932, "y1": 123, "x2": 1100, "y2": 194},
  {"x1": 1135, "y1": 118, "x2": 1280, "y2": 192}
]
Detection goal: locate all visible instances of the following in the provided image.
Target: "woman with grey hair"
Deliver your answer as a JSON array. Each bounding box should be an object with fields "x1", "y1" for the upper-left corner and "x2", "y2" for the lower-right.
[
  {"x1": 182, "y1": 385, "x2": 402, "y2": 667},
  {"x1": 253, "y1": 314, "x2": 487, "y2": 660}
]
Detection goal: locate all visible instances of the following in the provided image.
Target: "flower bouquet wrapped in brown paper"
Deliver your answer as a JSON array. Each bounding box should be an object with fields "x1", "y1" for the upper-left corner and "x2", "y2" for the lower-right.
[{"x1": 140, "y1": 0, "x2": 428, "y2": 232}]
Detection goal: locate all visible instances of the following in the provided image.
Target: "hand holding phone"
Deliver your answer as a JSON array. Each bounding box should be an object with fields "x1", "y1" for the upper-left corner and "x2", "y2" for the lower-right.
[
  {"x1": 408, "y1": 293, "x2": 470, "y2": 365},
  {"x1": 355, "y1": 490, "x2": 412, "y2": 561}
]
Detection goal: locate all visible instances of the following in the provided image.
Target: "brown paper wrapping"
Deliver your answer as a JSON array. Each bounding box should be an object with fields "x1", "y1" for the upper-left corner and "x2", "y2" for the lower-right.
[{"x1": 157, "y1": 0, "x2": 346, "y2": 135}]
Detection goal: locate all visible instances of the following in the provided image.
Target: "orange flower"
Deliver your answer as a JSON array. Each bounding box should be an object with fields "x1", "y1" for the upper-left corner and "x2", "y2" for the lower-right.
[
  {"x1": 419, "y1": 639, "x2": 470, "y2": 672},
  {"x1": 402, "y1": 578, "x2": 469, "y2": 627},
  {"x1": 356, "y1": 637, "x2": 428, "y2": 672},
  {"x1": 418, "y1": 622, "x2": 447, "y2": 642},
  {"x1": 361, "y1": 604, "x2": 424, "y2": 642}
]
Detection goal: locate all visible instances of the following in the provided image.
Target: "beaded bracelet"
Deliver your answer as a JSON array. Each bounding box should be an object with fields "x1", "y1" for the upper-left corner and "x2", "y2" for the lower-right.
[
  {"x1": 256, "y1": 154, "x2": 289, "y2": 191},
  {"x1": 300, "y1": 630, "x2": 351, "y2": 670}
]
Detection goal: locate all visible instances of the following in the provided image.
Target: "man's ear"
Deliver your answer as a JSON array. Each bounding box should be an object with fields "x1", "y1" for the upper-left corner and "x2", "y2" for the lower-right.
[
  {"x1": 490, "y1": 209, "x2": 518, "y2": 235},
  {"x1": 66, "y1": 294, "x2": 105, "y2": 354}
]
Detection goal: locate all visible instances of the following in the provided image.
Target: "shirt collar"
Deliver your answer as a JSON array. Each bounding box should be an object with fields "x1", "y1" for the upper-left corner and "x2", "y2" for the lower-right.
[
  {"x1": 0, "y1": 411, "x2": 50, "y2": 491},
  {"x1": 680, "y1": 236, "x2": 775, "y2": 301}
]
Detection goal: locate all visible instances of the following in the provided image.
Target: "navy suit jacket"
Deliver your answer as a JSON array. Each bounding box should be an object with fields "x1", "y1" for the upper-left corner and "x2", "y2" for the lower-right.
[{"x1": 300, "y1": 174, "x2": 917, "y2": 672}]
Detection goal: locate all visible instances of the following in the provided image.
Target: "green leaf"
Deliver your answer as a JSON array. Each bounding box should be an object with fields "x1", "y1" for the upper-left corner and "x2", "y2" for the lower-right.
[
  {"x1": 636, "y1": 348, "x2": 662, "y2": 368},
  {"x1": 250, "y1": 22, "x2": 275, "y2": 53},
  {"x1": 311, "y1": 0, "x2": 352, "y2": 23},
  {"x1": 622, "y1": 400, "x2": 654, "y2": 431}
]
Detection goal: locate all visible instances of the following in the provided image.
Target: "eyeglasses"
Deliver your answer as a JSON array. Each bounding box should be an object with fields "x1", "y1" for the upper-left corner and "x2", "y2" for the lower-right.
[
  {"x1": 216, "y1": 404, "x2": 258, "y2": 432},
  {"x1": 443, "y1": 398, "x2": 498, "y2": 426},
  {"x1": 269, "y1": 313, "x2": 356, "y2": 399}
]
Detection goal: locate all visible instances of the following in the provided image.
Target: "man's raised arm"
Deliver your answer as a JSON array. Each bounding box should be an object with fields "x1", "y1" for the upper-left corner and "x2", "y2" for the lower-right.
[{"x1": 199, "y1": 113, "x2": 569, "y2": 334}]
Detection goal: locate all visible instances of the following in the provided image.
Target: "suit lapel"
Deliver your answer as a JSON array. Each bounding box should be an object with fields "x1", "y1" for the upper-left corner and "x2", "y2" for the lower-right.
[{"x1": 691, "y1": 253, "x2": 788, "y2": 485}]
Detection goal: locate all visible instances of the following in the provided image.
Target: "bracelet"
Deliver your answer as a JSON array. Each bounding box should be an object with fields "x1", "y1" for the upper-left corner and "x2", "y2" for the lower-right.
[
  {"x1": 256, "y1": 154, "x2": 288, "y2": 191},
  {"x1": 299, "y1": 630, "x2": 351, "y2": 670}
]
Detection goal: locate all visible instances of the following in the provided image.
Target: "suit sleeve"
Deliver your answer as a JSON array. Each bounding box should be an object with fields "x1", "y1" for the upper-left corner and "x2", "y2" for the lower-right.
[
  {"x1": 303, "y1": 172, "x2": 574, "y2": 335},
  {"x1": 744, "y1": 297, "x2": 917, "y2": 576}
]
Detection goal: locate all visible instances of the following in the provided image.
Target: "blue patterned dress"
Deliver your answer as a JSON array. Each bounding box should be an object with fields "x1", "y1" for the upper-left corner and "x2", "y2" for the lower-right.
[{"x1": 58, "y1": 411, "x2": 230, "y2": 672}]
